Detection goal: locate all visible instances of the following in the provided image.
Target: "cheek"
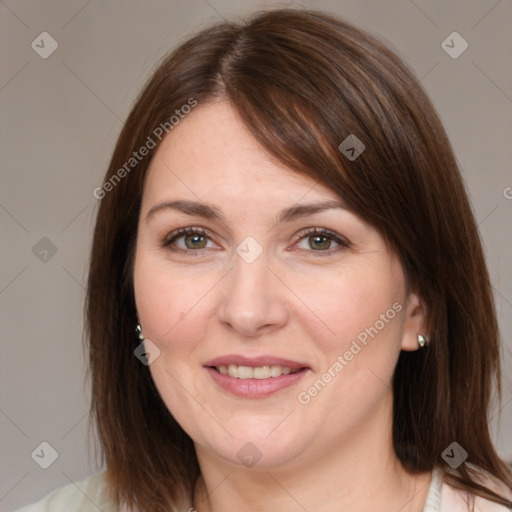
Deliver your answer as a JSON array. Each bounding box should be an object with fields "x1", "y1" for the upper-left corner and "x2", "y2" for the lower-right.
[
  {"x1": 133, "y1": 255, "x2": 216, "y2": 439},
  {"x1": 133, "y1": 251, "x2": 216, "y2": 351},
  {"x1": 291, "y1": 262, "x2": 405, "y2": 354},
  {"x1": 290, "y1": 263, "x2": 405, "y2": 419}
]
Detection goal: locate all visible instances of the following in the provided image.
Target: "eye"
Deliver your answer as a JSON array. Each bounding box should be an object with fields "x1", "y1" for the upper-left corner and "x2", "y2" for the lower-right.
[
  {"x1": 162, "y1": 227, "x2": 217, "y2": 253},
  {"x1": 292, "y1": 227, "x2": 350, "y2": 255}
]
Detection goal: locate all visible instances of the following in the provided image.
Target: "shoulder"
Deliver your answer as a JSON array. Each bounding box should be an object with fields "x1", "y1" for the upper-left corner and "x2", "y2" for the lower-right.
[
  {"x1": 440, "y1": 466, "x2": 512, "y2": 512},
  {"x1": 13, "y1": 471, "x2": 119, "y2": 512}
]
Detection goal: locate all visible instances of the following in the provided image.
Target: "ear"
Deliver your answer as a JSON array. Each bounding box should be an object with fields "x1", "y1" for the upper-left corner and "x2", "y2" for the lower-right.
[{"x1": 401, "y1": 290, "x2": 428, "y2": 351}]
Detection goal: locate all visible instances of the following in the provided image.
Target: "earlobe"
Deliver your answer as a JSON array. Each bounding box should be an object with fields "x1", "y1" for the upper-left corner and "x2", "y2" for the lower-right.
[{"x1": 401, "y1": 291, "x2": 429, "y2": 351}]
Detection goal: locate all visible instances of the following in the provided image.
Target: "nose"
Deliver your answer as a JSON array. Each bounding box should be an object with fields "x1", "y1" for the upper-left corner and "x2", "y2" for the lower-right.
[{"x1": 217, "y1": 249, "x2": 290, "y2": 338}]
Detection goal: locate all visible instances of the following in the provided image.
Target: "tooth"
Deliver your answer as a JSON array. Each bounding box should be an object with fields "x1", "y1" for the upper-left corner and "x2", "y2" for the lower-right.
[
  {"x1": 237, "y1": 366, "x2": 254, "y2": 379},
  {"x1": 253, "y1": 366, "x2": 271, "y2": 379},
  {"x1": 270, "y1": 365, "x2": 283, "y2": 377},
  {"x1": 217, "y1": 364, "x2": 298, "y2": 379}
]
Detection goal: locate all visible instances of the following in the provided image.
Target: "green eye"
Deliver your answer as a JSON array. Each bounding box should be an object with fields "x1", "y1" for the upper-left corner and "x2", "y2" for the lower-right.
[
  {"x1": 293, "y1": 227, "x2": 350, "y2": 255},
  {"x1": 163, "y1": 227, "x2": 214, "y2": 252}
]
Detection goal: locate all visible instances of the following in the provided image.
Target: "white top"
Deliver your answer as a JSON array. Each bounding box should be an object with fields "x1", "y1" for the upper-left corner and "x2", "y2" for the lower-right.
[
  {"x1": 14, "y1": 466, "x2": 512, "y2": 512},
  {"x1": 423, "y1": 466, "x2": 445, "y2": 511}
]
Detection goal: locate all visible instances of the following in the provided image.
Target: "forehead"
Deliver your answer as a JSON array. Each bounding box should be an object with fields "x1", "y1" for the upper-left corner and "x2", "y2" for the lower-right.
[{"x1": 141, "y1": 100, "x2": 342, "y2": 207}]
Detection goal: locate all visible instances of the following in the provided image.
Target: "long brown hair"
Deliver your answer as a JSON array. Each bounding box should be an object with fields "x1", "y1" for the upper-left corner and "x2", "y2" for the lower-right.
[{"x1": 85, "y1": 8, "x2": 512, "y2": 511}]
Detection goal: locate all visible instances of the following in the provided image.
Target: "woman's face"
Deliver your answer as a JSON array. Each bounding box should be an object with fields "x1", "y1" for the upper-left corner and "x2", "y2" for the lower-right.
[{"x1": 133, "y1": 100, "x2": 425, "y2": 470}]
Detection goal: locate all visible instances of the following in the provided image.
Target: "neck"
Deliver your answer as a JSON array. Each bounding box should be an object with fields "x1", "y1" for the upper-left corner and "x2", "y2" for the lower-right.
[{"x1": 192, "y1": 395, "x2": 432, "y2": 512}]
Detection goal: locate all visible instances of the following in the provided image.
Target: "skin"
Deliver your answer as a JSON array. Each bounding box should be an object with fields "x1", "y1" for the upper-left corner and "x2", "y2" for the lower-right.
[{"x1": 133, "y1": 100, "x2": 432, "y2": 512}]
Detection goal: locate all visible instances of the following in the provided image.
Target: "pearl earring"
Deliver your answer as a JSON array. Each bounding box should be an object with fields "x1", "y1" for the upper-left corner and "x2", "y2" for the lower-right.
[
  {"x1": 135, "y1": 324, "x2": 144, "y2": 340},
  {"x1": 417, "y1": 334, "x2": 428, "y2": 348}
]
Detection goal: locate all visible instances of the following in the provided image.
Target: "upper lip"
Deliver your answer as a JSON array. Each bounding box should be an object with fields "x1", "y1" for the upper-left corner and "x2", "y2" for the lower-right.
[{"x1": 203, "y1": 355, "x2": 309, "y2": 371}]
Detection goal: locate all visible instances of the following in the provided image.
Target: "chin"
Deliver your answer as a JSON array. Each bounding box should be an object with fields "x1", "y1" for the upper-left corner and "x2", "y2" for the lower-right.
[{"x1": 195, "y1": 423, "x2": 312, "y2": 471}]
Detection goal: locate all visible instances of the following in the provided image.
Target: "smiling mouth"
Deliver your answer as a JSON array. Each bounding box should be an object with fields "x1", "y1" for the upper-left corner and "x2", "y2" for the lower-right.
[{"x1": 212, "y1": 364, "x2": 305, "y2": 379}]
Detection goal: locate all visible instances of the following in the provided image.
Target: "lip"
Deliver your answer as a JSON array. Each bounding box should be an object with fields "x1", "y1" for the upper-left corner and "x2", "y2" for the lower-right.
[
  {"x1": 205, "y1": 367, "x2": 309, "y2": 398},
  {"x1": 203, "y1": 354, "x2": 311, "y2": 399}
]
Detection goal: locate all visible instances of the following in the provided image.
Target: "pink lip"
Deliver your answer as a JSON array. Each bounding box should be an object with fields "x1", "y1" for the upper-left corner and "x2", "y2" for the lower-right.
[
  {"x1": 203, "y1": 354, "x2": 311, "y2": 399},
  {"x1": 203, "y1": 354, "x2": 309, "y2": 371},
  {"x1": 205, "y1": 367, "x2": 309, "y2": 398}
]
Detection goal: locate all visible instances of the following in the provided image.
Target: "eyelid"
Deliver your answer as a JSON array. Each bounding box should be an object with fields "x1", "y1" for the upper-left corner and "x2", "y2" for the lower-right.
[
  {"x1": 292, "y1": 226, "x2": 350, "y2": 247},
  {"x1": 162, "y1": 226, "x2": 218, "y2": 249}
]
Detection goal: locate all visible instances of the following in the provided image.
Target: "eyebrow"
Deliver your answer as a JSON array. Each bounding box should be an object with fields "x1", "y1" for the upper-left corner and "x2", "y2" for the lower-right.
[{"x1": 145, "y1": 199, "x2": 348, "y2": 224}]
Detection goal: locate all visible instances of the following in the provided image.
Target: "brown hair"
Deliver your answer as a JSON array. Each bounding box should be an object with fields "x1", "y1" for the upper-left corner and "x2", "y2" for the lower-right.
[{"x1": 85, "y1": 8, "x2": 512, "y2": 511}]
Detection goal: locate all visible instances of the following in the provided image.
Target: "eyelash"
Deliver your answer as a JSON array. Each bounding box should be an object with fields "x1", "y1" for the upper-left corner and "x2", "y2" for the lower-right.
[{"x1": 161, "y1": 226, "x2": 350, "y2": 257}]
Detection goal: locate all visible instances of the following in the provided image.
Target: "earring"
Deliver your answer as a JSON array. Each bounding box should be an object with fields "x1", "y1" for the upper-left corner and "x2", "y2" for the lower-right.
[
  {"x1": 417, "y1": 334, "x2": 428, "y2": 348},
  {"x1": 135, "y1": 324, "x2": 144, "y2": 340}
]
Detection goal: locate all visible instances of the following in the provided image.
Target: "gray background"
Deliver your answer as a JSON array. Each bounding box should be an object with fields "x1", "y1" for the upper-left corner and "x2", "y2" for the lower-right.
[{"x1": 1, "y1": 0, "x2": 511, "y2": 509}]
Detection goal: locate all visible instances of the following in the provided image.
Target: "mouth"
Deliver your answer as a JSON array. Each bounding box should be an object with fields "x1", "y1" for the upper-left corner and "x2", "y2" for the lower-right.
[{"x1": 203, "y1": 355, "x2": 310, "y2": 398}]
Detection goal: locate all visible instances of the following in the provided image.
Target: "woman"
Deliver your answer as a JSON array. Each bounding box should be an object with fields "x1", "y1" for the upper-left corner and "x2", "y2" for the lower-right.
[{"x1": 16, "y1": 8, "x2": 512, "y2": 512}]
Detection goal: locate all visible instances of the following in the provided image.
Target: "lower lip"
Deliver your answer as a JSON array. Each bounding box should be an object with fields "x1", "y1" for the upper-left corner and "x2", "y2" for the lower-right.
[{"x1": 205, "y1": 367, "x2": 309, "y2": 398}]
